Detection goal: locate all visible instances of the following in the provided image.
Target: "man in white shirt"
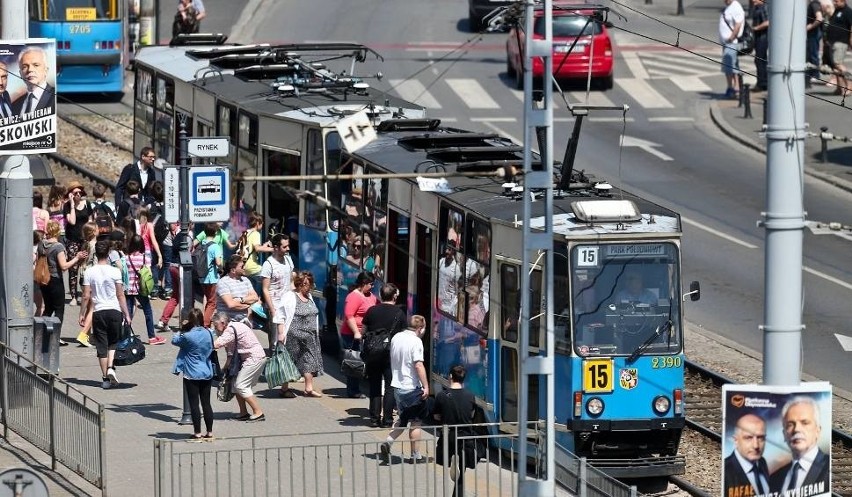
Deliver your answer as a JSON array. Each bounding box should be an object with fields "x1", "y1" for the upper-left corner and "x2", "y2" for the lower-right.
[
  {"x1": 380, "y1": 315, "x2": 429, "y2": 464},
  {"x1": 261, "y1": 233, "x2": 294, "y2": 347},
  {"x1": 719, "y1": 0, "x2": 745, "y2": 98},
  {"x1": 79, "y1": 241, "x2": 132, "y2": 389}
]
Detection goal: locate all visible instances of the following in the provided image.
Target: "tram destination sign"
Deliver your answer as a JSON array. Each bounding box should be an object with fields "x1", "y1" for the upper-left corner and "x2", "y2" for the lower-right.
[{"x1": 187, "y1": 137, "x2": 230, "y2": 158}]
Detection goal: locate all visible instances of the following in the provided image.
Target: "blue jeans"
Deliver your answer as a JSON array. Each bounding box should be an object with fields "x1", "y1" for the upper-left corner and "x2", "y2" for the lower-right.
[
  {"x1": 126, "y1": 294, "x2": 155, "y2": 339},
  {"x1": 807, "y1": 32, "x2": 822, "y2": 80},
  {"x1": 341, "y1": 335, "x2": 362, "y2": 397}
]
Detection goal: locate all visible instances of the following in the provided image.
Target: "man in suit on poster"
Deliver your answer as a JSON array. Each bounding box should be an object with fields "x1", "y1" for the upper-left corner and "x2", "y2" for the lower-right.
[
  {"x1": 11, "y1": 46, "x2": 55, "y2": 116},
  {"x1": 724, "y1": 412, "x2": 771, "y2": 497},
  {"x1": 769, "y1": 396, "x2": 830, "y2": 496},
  {"x1": 0, "y1": 61, "x2": 14, "y2": 120}
]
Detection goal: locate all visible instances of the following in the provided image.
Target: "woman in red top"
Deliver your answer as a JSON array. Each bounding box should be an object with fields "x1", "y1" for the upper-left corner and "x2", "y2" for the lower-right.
[{"x1": 341, "y1": 271, "x2": 376, "y2": 398}]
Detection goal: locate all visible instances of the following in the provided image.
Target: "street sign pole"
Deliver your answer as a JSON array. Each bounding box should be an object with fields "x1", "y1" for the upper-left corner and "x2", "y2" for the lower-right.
[{"x1": 177, "y1": 116, "x2": 194, "y2": 425}]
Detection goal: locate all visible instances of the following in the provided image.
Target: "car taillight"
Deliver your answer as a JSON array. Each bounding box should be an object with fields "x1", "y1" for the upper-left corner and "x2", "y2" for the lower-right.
[{"x1": 573, "y1": 391, "x2": 582, "y2": 417}]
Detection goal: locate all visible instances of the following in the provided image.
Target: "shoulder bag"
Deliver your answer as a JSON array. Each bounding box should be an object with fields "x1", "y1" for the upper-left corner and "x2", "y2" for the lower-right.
[
  {"x1": 34, "y1": 242, "x2": 51, "y2": 286},
  {"x1": 209, "y1": 330, "x2": 223, "y2": 386},
  {"x1": 341, "y1": 346, "x2": 366, "y2": 379},
  {"x1": 217, "y1": 325, "x2": 242, "y2": 402}
]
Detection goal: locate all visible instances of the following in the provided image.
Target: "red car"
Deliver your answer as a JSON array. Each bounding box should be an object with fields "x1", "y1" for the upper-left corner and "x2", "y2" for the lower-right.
[{"x1": 505, "y1": 2, "x2": 614, "y2": 90}]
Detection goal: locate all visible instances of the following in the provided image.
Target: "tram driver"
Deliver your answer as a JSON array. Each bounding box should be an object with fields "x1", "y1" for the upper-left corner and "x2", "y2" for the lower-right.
[{"x1": 615, "y1": 271, "x2": 658, "y2": 306}]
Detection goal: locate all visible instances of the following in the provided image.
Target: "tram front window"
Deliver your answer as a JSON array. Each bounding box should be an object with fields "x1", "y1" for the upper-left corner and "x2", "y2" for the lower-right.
[{"x1": 570, "y1": 243, "x2": 682, "y2": 357}]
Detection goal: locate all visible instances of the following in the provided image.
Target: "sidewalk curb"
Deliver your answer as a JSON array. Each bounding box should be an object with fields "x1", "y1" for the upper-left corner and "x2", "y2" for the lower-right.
[{"x1": 709, "y1": 101, "x2": 852, "y2": 194}]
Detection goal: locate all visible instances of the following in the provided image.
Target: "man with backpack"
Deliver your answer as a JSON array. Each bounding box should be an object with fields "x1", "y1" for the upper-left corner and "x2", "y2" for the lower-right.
[
  {"x1": 116, "y1": 180, "x2": 144, "y2": 223},
  {"x1": 115, "y1": 147, "x2": 162, "y2": 206},
  {"x1": 361, "y1": 283, "x2": 406, "y2": 428}
]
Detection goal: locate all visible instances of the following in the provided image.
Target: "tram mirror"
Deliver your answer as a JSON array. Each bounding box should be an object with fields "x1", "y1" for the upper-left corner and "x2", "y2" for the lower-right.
[{"x1": 683, "y1": 280, "x2": 701, "y2": 302}]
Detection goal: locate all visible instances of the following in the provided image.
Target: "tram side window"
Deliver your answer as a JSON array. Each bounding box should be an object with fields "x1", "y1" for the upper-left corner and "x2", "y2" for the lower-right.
[
  {"x1": 155, "y1": 77, "x2": 173, "y2": 113},
  {"x1": 134, "y1": 70, "x2": 154, "y2": 150},
  {"x1": 238, "y1": 112, "x2": 258, "y2": 150},
  {"x1": 216, "y1": 103, "x2": 237, "y2": 166},
  {"x1": 554, "y1": 241, "x2": 571, "y2": 353},
  {"x1": 363, "y1": 174, "x2": 387, "y2": 281},
  {"x1": 338, "y1": 161, "x2": 370, "y2": 270},
  {"x1": 264, "y1": 149, "x2": 299, "y2": 236},
  {"x1": 500, "y1": 264, "x2": 520, "y2": 342},
  {"x1": 304, "y1": 129, "x2": 326, "y2": 230},
  {"x1": 463, "y1": 216, "x2": 490, "y2": 332},
  {"x1": 437, "y1": 207, "x2": 465, "y2": 319}
]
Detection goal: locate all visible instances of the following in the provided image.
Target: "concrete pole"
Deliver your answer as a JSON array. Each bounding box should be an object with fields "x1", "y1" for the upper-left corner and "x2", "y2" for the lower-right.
[
  {"x1": 177, "y1": 118, "x2": 194, "y2": 425},
  {"x1": 761, "y1": 0, "x2": 806, "y2": 385},
  {"x1": 518, "y1": 0, "x2": 555, "y2": 495},
  {"x1": 1, "y1": 0, "x2": 28, "y2": 39},
  {"x1": 0, "y1": 156, "x2": 34, "y2": 344}
]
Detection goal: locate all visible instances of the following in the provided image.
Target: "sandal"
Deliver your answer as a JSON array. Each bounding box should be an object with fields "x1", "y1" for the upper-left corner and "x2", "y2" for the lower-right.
[
  {"x1": 188, "y1": 434, "x2": 204, "y2": 442},
  {"x1": 280, "y1": 389, "x2": 297, "y2": 399},
  {"x1": 304, "y1": 390, "x2": 323, "y2": 398},
  {"x1": 203, "y1": 433, "x2": 215, "y2": 441}
]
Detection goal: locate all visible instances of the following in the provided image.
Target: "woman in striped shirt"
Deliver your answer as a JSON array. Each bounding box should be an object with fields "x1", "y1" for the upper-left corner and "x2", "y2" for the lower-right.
[{"x1": 126, "y1": 234, "x2": 164, "y2": 345}]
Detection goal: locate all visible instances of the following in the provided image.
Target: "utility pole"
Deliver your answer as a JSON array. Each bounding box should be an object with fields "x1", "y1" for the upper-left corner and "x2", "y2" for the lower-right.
[
  {"x1": 0, "y1": 157, "x2": 34, "y2": 345},
  {"x1": 177, "y1": 117, "x2": 194, "y2": 425},
  {"x1": 517, "y1": 0, "x2": 555, "y2": 495},
  {"x1": 761, "y1": 0, "x2": 806, "y2": 386}
]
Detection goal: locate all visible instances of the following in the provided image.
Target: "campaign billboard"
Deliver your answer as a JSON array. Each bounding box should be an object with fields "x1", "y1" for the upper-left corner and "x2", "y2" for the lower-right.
[
  {"x1": 722, "y1": 382, "x2": 832, "y2": 497},
  {"x1": 0, "y1": 38, "x2": 57, "y2": 154}
]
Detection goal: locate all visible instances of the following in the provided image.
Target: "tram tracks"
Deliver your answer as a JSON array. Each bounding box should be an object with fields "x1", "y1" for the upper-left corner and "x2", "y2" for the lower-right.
[{"x1": 680, "y1": 359, "x2": 852, "y2": 497}]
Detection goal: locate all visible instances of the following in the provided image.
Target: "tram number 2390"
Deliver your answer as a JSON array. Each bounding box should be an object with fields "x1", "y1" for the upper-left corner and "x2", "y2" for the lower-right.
[{"x1": 583, "y1": 359, "x2": 614, "y2": 393}]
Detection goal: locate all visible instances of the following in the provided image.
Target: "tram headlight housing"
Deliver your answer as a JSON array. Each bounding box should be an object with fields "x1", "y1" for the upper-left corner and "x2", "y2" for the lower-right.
[
  {"x1": 653, "y1": 395, "x2": 671, "y2": 415},
  {"x1": 586, "y1": 397, "x2": 604, "y2": 417}
]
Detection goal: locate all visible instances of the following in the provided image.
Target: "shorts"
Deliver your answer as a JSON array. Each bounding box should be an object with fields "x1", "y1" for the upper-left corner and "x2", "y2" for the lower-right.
[
  {"x1": 92, "y1": 309, "x2": 123, "y2": 358},
  {"x1": 831, "y1": 42, "x2": 848, "y2": 69},
  {"x1": 395, "y1": 388, "x2": 429, "y2": 426},
  {"x1": 233, "y1": 358, "x2": 267, "y2": 397},
  {"x1": 721, "y1": 43, "x2": 740, "y2": 76}
]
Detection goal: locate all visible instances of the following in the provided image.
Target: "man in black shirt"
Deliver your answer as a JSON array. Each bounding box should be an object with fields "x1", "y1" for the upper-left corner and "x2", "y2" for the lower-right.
[
  {"x1": 432, "y1": 364, "x2": 477, "y2": 497},
  {"x1": 751, "y1": 0, "x2": 769, "y2": 91},
  {"x1": 362, "y1": 283, "x2": 407, "y2": 427},
  {"x1": 826, "y1": 0, "x2": 852, "y2": 95}
]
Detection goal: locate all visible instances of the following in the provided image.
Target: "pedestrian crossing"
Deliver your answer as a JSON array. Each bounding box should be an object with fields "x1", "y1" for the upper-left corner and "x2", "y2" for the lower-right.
[{"x1": 383, "y1": 48, "x2": 758, "y2": 117}]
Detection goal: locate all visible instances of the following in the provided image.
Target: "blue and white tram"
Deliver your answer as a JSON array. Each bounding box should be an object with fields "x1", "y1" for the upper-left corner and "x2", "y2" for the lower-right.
[{"x1": 133, "y1": 39, "x2": 696, "y2": 477}]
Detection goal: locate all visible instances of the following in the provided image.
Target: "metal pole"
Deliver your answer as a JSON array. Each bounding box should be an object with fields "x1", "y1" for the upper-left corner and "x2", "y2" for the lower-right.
[
  {"x1": 676, "y1": 0, "x2": 685, "y2": 15},
  {"x1": 0, "y1": 156, "x2": 35, "y2": 346},
  {"x1": 1, "y1": 0, "x2": 27, "y2": 38},
  {"x1": 518, "y1": 0, "x2": 555, "y2": 494},
  {"x1": 177, "y1": 116, "x2": 193, "y2": 425},
  {"x1": 761, "y1": 0, "x2": 806, "y2": 385}
]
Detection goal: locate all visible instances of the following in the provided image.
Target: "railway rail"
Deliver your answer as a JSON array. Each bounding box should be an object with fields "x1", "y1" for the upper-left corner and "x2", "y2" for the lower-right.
[{"x1": 683, "y1": 359, "x2": 852, "y2": 497}]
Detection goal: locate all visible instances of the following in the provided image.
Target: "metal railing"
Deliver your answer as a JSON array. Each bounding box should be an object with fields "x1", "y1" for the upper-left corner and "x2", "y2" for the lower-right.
[
  {"x1": 154, "y1": 422, "x2": 635, "y2": 497},
  {"x1": 0, "y1": 341, "x2": 107, "y2": 495}
]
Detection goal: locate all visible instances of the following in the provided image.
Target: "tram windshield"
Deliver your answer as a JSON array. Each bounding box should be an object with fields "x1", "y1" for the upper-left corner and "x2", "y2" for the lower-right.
[
  {"x1": 33, "y1": 0, "x2": 119, "y2": 20},
  {"x1": 567, "y1": 243, "x2": 682, "y2": 357}
]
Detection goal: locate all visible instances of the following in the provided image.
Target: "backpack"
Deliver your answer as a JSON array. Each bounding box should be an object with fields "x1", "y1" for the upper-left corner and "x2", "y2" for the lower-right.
[
  {"x1": 234, "y1": 229, "x2": 252, "y2": 262},
  {"x1": 127, "y1": 256, "x2": 155, "y2": 297},
  {"x1": 360, "y1": 328, "x2": 392, "y2": 366},
  {"x1": 122, "y1": 197, "x2": 143, "y2": 221},
  {"x1": 192, "y1": 240, "x2": 215, "y2": 281},
  {"x1": 112, "y1": 252, "x2": 130, "y2": 289},
  {"x1": 149, "y1": 202, "x2": 168, "y2": 244},
  {"x1": 91, "y1": 201, "x2": 116, "y2": 237}
]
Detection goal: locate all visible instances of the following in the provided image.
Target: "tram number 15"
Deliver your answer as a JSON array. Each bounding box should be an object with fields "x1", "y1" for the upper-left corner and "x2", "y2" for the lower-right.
[{"x1": 583, "y1": 359, "x2": 613, "y2": 393}]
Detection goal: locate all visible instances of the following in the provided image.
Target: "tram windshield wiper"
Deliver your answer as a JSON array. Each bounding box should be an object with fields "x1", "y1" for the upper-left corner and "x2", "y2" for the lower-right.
[{"x1": 626, "y1": 319, "x2": 672, "y2": 364}]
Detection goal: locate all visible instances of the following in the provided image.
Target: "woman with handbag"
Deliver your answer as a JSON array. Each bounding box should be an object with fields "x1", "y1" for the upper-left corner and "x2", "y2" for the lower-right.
[
  {"x1": 212, "y1": 311, "x2": 267, "y2": 422},
  {"x1": 279, "y1": 271, "x2": 324, "y2": 398},
  {"x1": 171, "y1": 308, "x2": 216, "y2": 440}
]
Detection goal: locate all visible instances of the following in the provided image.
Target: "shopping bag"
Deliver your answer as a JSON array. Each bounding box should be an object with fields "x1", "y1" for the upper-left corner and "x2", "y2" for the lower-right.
[
  {"x1": 340, "y1": 348, "x2": 366, "y2": 378},
  {"x1": 265, "y1": 344, "x2": 301, "y2": 388}
]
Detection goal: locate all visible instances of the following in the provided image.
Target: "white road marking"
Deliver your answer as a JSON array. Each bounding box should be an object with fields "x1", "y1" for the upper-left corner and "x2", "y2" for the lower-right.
[
  {"x1": 615, "y1": 78, "x2": 674, "y2": 108},
  {"x1": 446, "y1": 78, "x2": 501, "y2": 109},
  {"x1": 670, "y1": 76, "x2": 713, "y2": 92},
  {"x1": 648, "y1": 116, "x2": 695, "y2": 122},
  {"x1": 568, "y1": 90, "x2": 615, "y2": 107},
  {"x1": 470, "y1": 117, "x2": 516, "y2": 122},
  {"x1": 804, "y1": 266, "x2": 852, "y2": 291},
  {"x1": 388, "y1": 79, "x2": 442, "y2": 109},
  {"x1": 682, "y1": 216, "x2": 759, "y2": 249},
  {"x1": 621, "y1": 51, "x2": 650, "y2": 79}
]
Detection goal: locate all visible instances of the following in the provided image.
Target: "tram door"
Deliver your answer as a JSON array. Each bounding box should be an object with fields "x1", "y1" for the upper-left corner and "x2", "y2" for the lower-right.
[
  {"x1": 414, "y1": 222, "x2": 433, "y2": 373},
  {"x1": 498, "y1": 262, "x2": 541, "y2": 424}
]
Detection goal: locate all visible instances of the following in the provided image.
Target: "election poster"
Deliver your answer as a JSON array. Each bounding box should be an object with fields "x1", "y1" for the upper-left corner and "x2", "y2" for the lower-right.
[
  {"x1": 0, "y1": 38, "x2": 57, "y2": 154},
  {"x1": 721, "y1": 382, "x2": 832, "y2": 497}
]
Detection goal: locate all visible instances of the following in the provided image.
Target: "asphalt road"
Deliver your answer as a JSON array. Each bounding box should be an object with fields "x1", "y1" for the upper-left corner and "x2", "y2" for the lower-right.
[{"x1": 209, "y1": 0, "x2": 852, "y2": 393}]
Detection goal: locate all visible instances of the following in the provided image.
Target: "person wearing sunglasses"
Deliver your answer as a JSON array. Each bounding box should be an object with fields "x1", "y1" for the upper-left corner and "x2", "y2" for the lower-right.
[{"x1": 115, "y1": 146, "x2": 163, "y2": 206}]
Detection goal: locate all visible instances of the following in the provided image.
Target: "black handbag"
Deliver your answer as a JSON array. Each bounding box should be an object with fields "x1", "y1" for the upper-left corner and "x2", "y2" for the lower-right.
[
  {"x1": 114, "y1": 323, "x2": 146, "y2": 366},
  {"x1": 341, "y1": 347, "x2": 366, "y2": 378},
  {"x1": 209, "y1": 330, "x2": 223, "y2": 385}
]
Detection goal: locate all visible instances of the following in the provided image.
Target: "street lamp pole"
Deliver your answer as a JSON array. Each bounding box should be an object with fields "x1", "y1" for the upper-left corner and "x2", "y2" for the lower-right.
[{"x1": 177, "y1": 116, "x2": 194, "y2": 425}]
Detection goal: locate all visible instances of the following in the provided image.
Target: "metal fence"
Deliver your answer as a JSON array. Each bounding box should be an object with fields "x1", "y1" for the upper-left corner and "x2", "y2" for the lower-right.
[
  {"x1": 0, "y1": 341, "x2": 106, "y2": 494},
  {"x1": 154, "y1": 422, "x2": 635, "y2": 497}
]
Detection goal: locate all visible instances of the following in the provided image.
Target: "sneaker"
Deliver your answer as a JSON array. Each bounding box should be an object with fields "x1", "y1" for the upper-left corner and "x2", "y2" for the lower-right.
[
  {"x1": 409, "y1": 452, "x2": 426, "y2": 464},
  {"x1": 149, "y1": 336, "x2": 166, "y2": 345},
  {"x1": 107, "y1": 368, "x2": 118, "y2": 386},
  {"x1": 101, "y1": 378, "x2": 111, "y2": 390},
  {"x1": 163, "y1": 289, "x2": 173, "y2": 299},
  {"x1": 380, "y1": 442, "x2": 391, "y2": 464},
  {"x1": 77, "y1": 331, "x2": 93, "y2": 348},
  {"x1": 449, "y1": 454, "x2": 460, "y2": 481},
  {"x1": 155, "y1": 321, "x2": 168, "y2": 331}
]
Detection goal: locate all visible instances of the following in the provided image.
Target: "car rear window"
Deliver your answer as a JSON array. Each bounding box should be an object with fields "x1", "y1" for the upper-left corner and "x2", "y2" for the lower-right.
[{"x1": 534, "y1": 15, "x2": 602, "y2": 37}]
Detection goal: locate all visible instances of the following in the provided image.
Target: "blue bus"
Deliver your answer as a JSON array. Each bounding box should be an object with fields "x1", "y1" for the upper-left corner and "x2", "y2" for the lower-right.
[{"x1": 29, "y1": 0, "x2": 126, "y2": 94}]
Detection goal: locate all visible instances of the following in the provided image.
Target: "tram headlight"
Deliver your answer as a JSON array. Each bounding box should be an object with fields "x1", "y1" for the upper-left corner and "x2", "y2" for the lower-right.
[
  {"x1": 586, "y1": 397, "x2": 604, "y2": 417},
  {"x1": 653, "y1": 395, "x2": 671, "y2": 415}
]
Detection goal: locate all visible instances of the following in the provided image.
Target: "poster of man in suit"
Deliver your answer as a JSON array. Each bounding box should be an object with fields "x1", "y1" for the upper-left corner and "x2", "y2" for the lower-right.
[
  {"x1": 722, "y1": 382, "x2": 832, "y2": 497},
  {"x1": 0, "y1": 39, "x2": 57, "y2": 154}
]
